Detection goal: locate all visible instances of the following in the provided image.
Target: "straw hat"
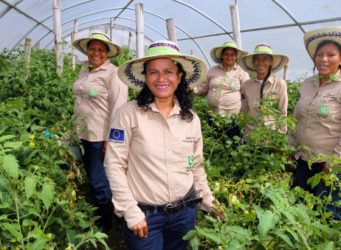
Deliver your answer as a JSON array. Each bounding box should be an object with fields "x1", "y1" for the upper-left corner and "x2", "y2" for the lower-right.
[
  {"x1": 238, "y1": 43, "x2": 289, "y2": 74},
  {"x1": 210, "y1": 41, "x2": 247, "y2": 63},
  {"x1": 118, "y1": 40, "x2": 207, "y2": 91},
  {"x1": 304, "y1": 26, "x2": 341, "y2": 60},
  {"x1": 72, "y1": 31, "x2": 121, "y2": 58}
]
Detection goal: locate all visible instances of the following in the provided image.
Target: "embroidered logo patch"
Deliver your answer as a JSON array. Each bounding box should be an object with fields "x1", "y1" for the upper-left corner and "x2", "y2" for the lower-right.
[
  {"x1": 230, "y1": 82, "x2": 237, "y2": 88},
  {"x1": 188, "y1": 155, "x2": 193, "y2": 166},
  {"x1": 318, "y1": 105, "x2": 330, "y2": 115},
  {"x1": 109, "y1": 128, "x2": 124, "y2": 142},
  {"x1": 89, "y1": 88, "x2": 98, "y2": 96}
]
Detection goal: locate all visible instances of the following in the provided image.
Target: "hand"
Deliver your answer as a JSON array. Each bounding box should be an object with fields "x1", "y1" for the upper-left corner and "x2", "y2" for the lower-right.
[
  {"x1": 211, "y1": 206, "x2": 224, "y2": 222},
  {"x1": 102, "y1": 141, "x2": 107, "y2": 154},
  {"x1": 129, "y1": 219, "x2": 148, "y2": 238}
]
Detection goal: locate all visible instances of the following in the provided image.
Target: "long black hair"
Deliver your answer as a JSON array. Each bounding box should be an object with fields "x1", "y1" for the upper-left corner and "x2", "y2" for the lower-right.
[
  {"x1": 253, "y1": 55, "x2": 273, "y2": 105},
  {"x1": 136, "y1": 60, "x2": 193, "y2": 121},
  {"x1": 313, "y1": 40, "x2": 341, "y2": 73}
]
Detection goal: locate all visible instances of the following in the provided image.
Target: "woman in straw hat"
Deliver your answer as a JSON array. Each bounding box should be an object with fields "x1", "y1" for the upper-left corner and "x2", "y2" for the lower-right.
[
  {"x1": 288, "y1": 26, "x2": 341, "y2": 219},
  {"x1": 193, "y1": 41, "x2": 249, "y2": 138},
  {"x1": 104, "y1": 40, "x2": 223, "y2": 249},
  {"x1": 72, "y1": 30, "x2": 128, "y2": 233},
  {"x1": 238, "y1": 43, "x2": 289, "y2": 136}
]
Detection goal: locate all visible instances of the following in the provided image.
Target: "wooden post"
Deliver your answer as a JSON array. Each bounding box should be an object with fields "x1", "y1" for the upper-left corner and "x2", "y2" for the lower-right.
[
  {"x1": 166, "y1": 18, "x2": 177, "y2": 43},
  {"x1": 71, "y1": 19, "x2": 78, "y2": 70},
  {"x1": 110, "y1": 18, "x2": 114, "y2": 42},
  {"x1": 53, "y1": 0, "x2": 63, "y2": 73},
  {"x1": 283, "y1": 64, "x2": 289, "y2": 81},
  {"x1": 127, "y1": 31, "x2": 133, "y2": 49},
  {"x1": 35, "y1": 42, "x2": 40, "y2": 49},
  {"x1": 24, "y1": 37, "x2": 32, "y2": 78},
  {"x1": 135, "y1": 3, "x2": 144, "y2": 58},
  {"x1": 190, "y1": 49, "x2": 194, "y2": 55},
  {"x1": 230, "y1": 4, "x2": 242, "y2": 48}
]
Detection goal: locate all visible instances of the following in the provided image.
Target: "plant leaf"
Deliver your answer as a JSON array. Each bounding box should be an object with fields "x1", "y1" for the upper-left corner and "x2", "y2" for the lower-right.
[
  {"x1": 3, "y1": 154, "x2": 19, "y2": 179},
  {"x1": 25, "y1": 176, "x2": 37, "y2": 199},
  {"x1": 253, "y1": 204, "x2": 280, "y2": 239},
  {"x1": 41, "y1": 183, "x2": 55, "y2": 210}
]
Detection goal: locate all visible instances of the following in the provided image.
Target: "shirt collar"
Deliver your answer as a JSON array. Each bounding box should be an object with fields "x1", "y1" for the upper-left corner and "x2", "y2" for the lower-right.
[
  {"x1": 255, "y1": 73, "x2": 275, "y2": 84},
  {"x1": 218, "y1": 63, "x2": 237, "y2": 71},
  {"x1": 150, "y1": 98, "x2": 181, "y2": 116},
  {"x1": 85, "y1": 59, "x2": 111, "y2": 72},
  {"x1": 312, "y1": 69, "x2": 341, "y2": 82}
]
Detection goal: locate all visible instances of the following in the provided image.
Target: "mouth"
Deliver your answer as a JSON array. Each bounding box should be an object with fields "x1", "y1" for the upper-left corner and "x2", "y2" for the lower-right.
[{"x1": 155, "y1": 85, "x2": 169, "y2": 89}]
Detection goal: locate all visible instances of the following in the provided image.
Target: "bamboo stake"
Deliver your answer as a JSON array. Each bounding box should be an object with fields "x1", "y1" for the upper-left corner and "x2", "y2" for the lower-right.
[
  {"x1": 135, "y1": 3, "x2": 144, "y2": 58},
  {"x1": 53, "y1": 0, "x2": 63, "y2": 73},
  {"x1": 166, "y1": 18, "x2": 177, "y2": 43},
  {"x1": 230, "y1": 4, "x2": 242, "y2": 48},
  {"x1": 283, "y1": 64, "x2": 289, "y2": 81},
  {"x1": 71, "y1": 19, "x2": 78, "y2": 70},
  {"x1": 24, "y1": 37, "x2": 32, "y2": 78},
  {"x1": 127, "y1": 31, "x2": 133, "y2": 49},
  {"x1": 110, "y1": 18, "x2": 114, "y2": 42},
  {"x1": 35, "y1": 42, "x2": 40, "y2": 50}
]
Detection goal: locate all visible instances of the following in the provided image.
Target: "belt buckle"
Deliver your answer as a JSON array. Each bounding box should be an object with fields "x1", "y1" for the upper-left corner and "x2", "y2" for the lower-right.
[{"x1": 163, "y1": 202, "x2": 179, "y2": 213}]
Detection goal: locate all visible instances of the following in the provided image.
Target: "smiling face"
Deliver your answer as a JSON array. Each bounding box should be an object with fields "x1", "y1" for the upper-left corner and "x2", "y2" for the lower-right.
[
  {"x1": 221, "y1": 47, "x2": 237, "y2": 68},
  {"x1": 253, "y1": 54, "x2": 273, "y2": 79},
  {"x1": 87, "y1": 40, "x2": 108, "y2": 67},
  {"x1": 314, "y1": 42, "x2": 341, "y2": 76},
  {"x1": 145, "y1": 58, "x2": 183, "y2": 102}
]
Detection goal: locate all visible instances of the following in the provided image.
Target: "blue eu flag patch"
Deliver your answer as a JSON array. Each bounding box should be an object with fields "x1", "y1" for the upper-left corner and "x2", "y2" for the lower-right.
[{"x1": 109, "y1": 128, "x2": 124, "y2": 142}]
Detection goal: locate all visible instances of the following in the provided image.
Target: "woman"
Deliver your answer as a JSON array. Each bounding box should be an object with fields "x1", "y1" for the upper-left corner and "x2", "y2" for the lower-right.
[
  {"x1": 193, "y1": 41, "x2": 249, "y2": 138},
  {"x1": 288, "y1": 26, "x2": 341, "y2": 219},
  {"x1": 72, "y1": 31, "x2": 128, "y2": 233},
  {"x1": 238, "y1": 43, "x2": 289, "y2": 136},
  {"x1": 104, "y1": 40, "x2": 222, "y2": 249}
]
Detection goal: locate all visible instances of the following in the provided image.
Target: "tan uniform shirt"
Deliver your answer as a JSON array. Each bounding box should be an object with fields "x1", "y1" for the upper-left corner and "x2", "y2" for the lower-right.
[
  {"x1": 193, "y1": 63, "x2": 249, "y2": 116},
  {"x1": 73, "y1": 59, "x2": 128, "y2": 141},
  {"x1": 104, "y1": 100, "x2": 215, "y2": 228},
  {"x1": 241, "y1": 74, "x2": 288, "y2": 134},
  {"x1": 288, "y1": 70, "x2": 341, "y2": 162}
]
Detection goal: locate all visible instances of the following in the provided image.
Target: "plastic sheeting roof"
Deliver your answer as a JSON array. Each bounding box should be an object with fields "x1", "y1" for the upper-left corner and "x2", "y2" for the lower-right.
[{"x1": 1, "y1": 0, "x2": 341, "y2": 81}]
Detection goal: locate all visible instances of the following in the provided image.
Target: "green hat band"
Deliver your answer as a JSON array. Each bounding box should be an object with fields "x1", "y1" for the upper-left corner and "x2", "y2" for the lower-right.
[
  {"x1": 223, "y1": 41, "x2": 238, "y2": 49},
  {"x1": 254, "y1": 44, "x2": 273, "y2": 54},
  {"x1": 90, "y1": 33, "x2": 110, "y2": 42},
  {"x1": 145, "y1": 42, "x2": 180, "y2": 57}
]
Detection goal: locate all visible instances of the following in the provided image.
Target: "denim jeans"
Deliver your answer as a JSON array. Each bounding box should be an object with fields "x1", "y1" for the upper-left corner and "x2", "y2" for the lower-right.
[
  {"x1": 123, "y1": 203, "x2": 198, "y2": 250},
  {"x1": 294, "y1": 158, "x2": 341, "y2": 219},
  {"x1": 81, "y1": 139, "x2": 112, "y2": 205}
]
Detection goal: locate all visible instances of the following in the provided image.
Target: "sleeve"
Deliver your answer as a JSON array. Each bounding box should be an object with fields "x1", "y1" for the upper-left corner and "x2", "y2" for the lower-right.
[
  {"x1": 192, "y1": 75, "x2": 210, "y2": 96},
  {"x1": 240, "y1": 70, "x2": 250, "y2": 89},
  {"x1": 192, "y1": 114, "x2": 215, "y2": 212},
  {"x1": 277, "y1": 78, "x2": 288, "y2": 134},
  {"x1": 104, "y1": 105, "x2": 145, "y2": 228},
  {"x1": 108, "y1": 67, "x2": 128, "y2": 125},
  {"x1": 240, "y1": 80, "x2": 249, "y2": 114}
]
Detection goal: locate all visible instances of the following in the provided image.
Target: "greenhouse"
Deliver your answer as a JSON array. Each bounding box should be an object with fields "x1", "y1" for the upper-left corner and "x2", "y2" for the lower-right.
[{"x1": 0, "y1": 0, "x2": 341, "y2": 249}]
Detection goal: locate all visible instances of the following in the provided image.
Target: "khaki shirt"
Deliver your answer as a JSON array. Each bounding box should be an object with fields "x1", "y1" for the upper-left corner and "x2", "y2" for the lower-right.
[
  {"x1": 193, "y1": 63, "x2": 249, "y2": 116},
  {"x1": 73, "y1": 60, "x2": 128, "y2": 141},
  {"x1": 241, "y1": 74, "x2": 288, "y2": 134},
  {"x1": 104, "y1": 100, "x2": 215, "y2": 228},
  {"x1": 288, "y1": 70, "x2": 341, "y2": 162}
]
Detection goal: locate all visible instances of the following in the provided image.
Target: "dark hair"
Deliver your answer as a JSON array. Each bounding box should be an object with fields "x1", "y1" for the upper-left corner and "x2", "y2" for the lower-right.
[
  {"x1": 313, "y1": 40, "x2": 341, "y2": 73},
  {"x1": 222, "y1": 47, "x2": 238, "y2": 56},
  {"x1": 87, "y1": 40, "x2": 109, "y2": 53},
  {"x1": 259, "y1": 66, "x2": 272, "y2": 105},
  {"x1": 136, "y1": 60, "x2": 193, "y2": 121}
]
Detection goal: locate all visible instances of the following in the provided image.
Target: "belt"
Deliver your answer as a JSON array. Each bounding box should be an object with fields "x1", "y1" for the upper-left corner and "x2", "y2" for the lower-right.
[{"x1": 138, "y1": 188, "x2": 202, "y2": 214}]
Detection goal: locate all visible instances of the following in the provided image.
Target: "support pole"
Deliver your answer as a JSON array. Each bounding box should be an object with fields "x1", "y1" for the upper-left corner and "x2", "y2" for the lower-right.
[
  {"x1": 35, "y1": 42, "x2": 40, "y2": 49},
  {"x1": 283, "y1": 64, "x2": 289, "y2": 81},
  {"x1": 135, "y1": 3, "x2": 144, "y2": 58},
  {"x1": 166, "y1": 18, "x2": 177, "y2": 43},
  {"x1": 127, "y1": 31, "x2": 133, "y2": 49},
  {"x1": 53, "y1": 0, "x2": 63, "y2": 73},
  {"x1": 110, "y1": 18, "x2": 114, "y2": 42},
  {"x1": 190, "y1": 49, "x2": 194, "y2": 55},
  {"x1": 24, "y1": 37, "x2": 32, "y2": 78},
  {"x1": 230, "y1": 3, "x2": 242, "y2": 48},
  {"x1": 71, "y1": 19, "x2": 78, "y2": 70}
]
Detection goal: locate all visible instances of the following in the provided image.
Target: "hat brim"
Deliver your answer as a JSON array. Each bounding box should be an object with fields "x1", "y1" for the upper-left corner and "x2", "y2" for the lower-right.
[
  {"x1": 118, "y1": 54, "x2": 207, "y2": 91},
  {"x1": 210, "y1": 46, "x2": 247, "y2": 63},
  {"x1": 72, "y1": 38, "x2": 121, "y2": 58},
  {"x1": 237, "y1": 53, "x2": 289, "y2": 74},
  {"x1": 304, "y1": 26, "x2": 341, "y2": 60}
]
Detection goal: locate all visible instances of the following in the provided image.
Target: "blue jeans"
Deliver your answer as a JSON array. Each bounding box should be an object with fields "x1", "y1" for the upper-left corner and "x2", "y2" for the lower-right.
[
  {"x1": 123, "y1": 203, "x2": 198, "y2": 250},
  {"x1": 294, "y1": 158, "x2": 341, "y2": 219},
  {"x1": 81, "y1": 140, "x2": 112, "y2": 205}
]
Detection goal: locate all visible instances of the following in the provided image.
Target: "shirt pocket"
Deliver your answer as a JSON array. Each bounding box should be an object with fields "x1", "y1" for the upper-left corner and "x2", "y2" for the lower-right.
[
  {"x1": 84, "y1": 79, "x2": 108, "y2": 99},
  {"x1": 319, "y1": 95, "x2": 341, "y2": 121},
  {"x1": 182, "y1": 144, "x2": 194, "y2": 174}
]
